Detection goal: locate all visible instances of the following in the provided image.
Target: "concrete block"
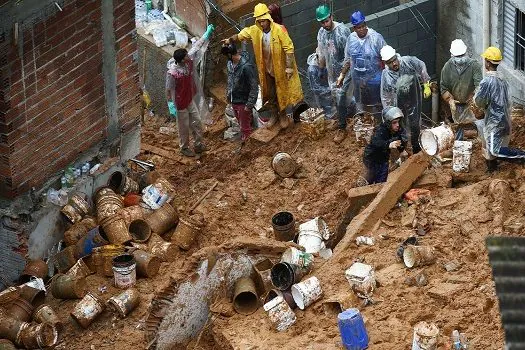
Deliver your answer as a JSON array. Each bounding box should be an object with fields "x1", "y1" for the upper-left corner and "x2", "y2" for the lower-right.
[
  {"x1": 383, "y1": 36, "x2": 399, "y2": 48},
  {"x1": 388, "y1": 19, "x2": 408, "y2": 37},
  {"x1": 398, "y1": 30, "x2": 418, "y2": 46}
]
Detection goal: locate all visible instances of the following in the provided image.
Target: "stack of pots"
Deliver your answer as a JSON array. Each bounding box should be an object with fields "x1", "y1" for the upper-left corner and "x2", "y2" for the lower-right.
[
  {"x1": 95, "y1": 187, "x2": 131, "y2": 245},
  {"x1": 61, "y1": 193, "x2": 91, "y2": 224}
]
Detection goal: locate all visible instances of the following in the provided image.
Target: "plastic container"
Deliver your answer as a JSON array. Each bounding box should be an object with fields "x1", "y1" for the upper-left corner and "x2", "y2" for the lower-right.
[
  {"x1": 291, "y1": 276, "x2": 322, "y2": 310},
  {"x1": 403, "y1": 246, "x2": 436, "y2": 268},
  {"x1": 112, "y1": 254, "x2": 137, "y2": 289},
  {"x1": 338, "y1": 308, "x2": 369, "y2": 350},
  {"x1": 271, "y1": 262, "x2": 306, "y2": 291},
  {"x1": 66, "y1": 258, "x2": 93, "y2": 279},
  {"x1": 71, "y1": 292, "x2": 105, "y2": 328},
  {"x1": 92, "y1": 245, "x2": 126, "y2": 277},
  {"x1": 17, "y1": 322, "x2": 58, "y2": 349},
  {"x1": 271, "y1": 212, "x2": 296, "y2": 241},
  {"x1": 95, "y1": 187, "x2": 124, "y2": 221},
  {"x1": 452, "y1": 140, "x2": 473, "y2": 172},
  {"x1": 412, "y1": 322, "x2": 439, "y2": 350},
  {"x1": 280, "y1": 247, "x2": 313, "y2": 270},
  {"x1": 20, "y1": 259, "x2": 48, "y2": 283},
  {"x1": 99, "y1": 214, "x2": 132, "y2": 245},
  {"x1": 419, "y1": 124, "x2": 454, "y2": 156},
  {"x1": 263, "y1": 295, "x2": 296, "y2": 332},
  {"x1": 64, "y1": 217, "x2": 98, "y2": 246},
  {"x1": 272, "y1": 153, "x2": 297, "y2": 178},
  {"x1": 297, "y1": 217, "x2": 329, "y2": 254},
  {"x1": 107, "y1": 288, "x2": 141, "y2": 318},
  {"x1": 7, "y1": 297, "x2": 34, "y2": 322},
  {"x1": 345, "y1": 262, "x2": 376, "y2": 299}
]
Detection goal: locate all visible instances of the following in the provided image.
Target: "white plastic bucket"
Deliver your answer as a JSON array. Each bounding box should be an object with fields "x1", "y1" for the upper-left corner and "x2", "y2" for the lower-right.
[
  {"x1": 142, "y1": 184, "x2": 169, "y2": 210},
  {"x1": 419, "y1": 124, "x2": 454, "y2": 156},
  {"x1": 452, "y1": 140, "x2": 473, "y2": 172},
  {"x1": 291, "y1": 276, "x2": 323, "y2": 310},
  {"x1": 280, "y1": 247, "x2": 314, "y2": 269},
  {"x1": 263, "y1": 295, "x2": 296, "y2": 331},
  {"x1": 412, "y1": 322, "x2": 439, "y2": 350},
  {"x1": 345, "y1": 262, "x2": 376, "y2": 299},
  {"x1": 297, "y1": 217, "x2": 330, "y2": 254}
]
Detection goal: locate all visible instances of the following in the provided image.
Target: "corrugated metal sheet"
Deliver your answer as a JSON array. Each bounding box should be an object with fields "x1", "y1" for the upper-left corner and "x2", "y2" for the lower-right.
[
  {"x1": 486, "y1": 236, "x2": 525, "y2": 349},
  {"x1": 503, "y1": 0, "x2": 516, "y2": 68}
]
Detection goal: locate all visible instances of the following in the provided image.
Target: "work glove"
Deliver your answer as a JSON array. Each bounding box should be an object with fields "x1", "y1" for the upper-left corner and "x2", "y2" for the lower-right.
[
  {"x1": 449, "y1": 99, "x2": 457, "y2": 114},
  {"x1": 389, "y1": 140, "x2": 402, "y2": 149},
  {"x1": 167, "y1": 101, "x2": 177, "y2": 117},
  {"x1": 423, "y1": 82, "x2": 431, "y2": 99},
  {"x1": 336, "y1": 73, "x2": 345, "y2": 88},
  {"x1": 203, "y1": 24, "x2": 215, "y2": 40},
  {"x1": 285, "y1": 68, "x2": 293, "y2": 80}
]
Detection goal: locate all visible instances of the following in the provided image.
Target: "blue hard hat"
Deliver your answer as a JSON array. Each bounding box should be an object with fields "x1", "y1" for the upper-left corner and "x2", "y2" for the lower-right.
[{"x1": 351, "y1": 11, "x2": 365, "y2": 26}]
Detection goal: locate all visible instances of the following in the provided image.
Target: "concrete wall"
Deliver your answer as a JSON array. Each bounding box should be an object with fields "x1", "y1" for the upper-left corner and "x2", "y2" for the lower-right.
[{"x1": 437, "y1": 0, "x2": 525, "y2": 105}]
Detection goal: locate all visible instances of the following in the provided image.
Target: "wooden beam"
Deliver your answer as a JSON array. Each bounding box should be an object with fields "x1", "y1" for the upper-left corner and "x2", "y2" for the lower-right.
[{"x1": 141, "y1": 143, "x2": 192, "y2": 165}]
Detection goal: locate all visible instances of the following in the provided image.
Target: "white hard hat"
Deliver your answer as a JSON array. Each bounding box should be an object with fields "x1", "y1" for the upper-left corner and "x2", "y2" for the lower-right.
[
  {"x1": 380, "y1": 45, "x2": 396, "y2": 61},
  {"x1": 450, "y1": 39, "x2": 467, "y2": 56},
  {"x1": 383, "y1": 106, "x2": 404, "y2": 122}
]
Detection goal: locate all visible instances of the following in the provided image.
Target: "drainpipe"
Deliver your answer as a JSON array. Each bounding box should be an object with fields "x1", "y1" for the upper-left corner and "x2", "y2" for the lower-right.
[{"x1": 483, "y1": 0, "x2": 490, "y2": 51}]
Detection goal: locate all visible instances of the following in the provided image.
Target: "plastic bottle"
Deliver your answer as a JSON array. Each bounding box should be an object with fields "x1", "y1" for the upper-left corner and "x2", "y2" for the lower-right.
[
  {"x1": 145, "y1": 0, "x2": 152, "y2": 11},
  {"x1": 60, "y1": 175, "x2": 68, "y2": 189},
  {"x1": 452, "y1": 330, "x2": 461, "y2": 350},
  {"x1": 65, "y1": 167, "x2": 75, "y2": 187}
]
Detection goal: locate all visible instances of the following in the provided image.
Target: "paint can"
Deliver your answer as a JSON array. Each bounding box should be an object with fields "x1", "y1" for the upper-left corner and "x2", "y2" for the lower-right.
[
  {"x1": 71, "y1": 292, "x2": 105, "y2": 328},
  {"x1": 66, "y1": 258, "x2": 93, "y2": 279},
  {"x1": 338, "y1": 308, "x2": 369, "y2": 350},
  {"x1": 141, "y1": 178, "x2": 174, "y2": 210},
  {"x1": 33, "y1": 304, "x2": 63, "y2": 332},
  {"x1": 112, "y1": 254, "x2": 136, "y2": 289},
  {"x1": 145, "y1": 202, "x2": 179, "y2": 236},
  {"x1": 64, "y1": 216, "x2": 97, "y2": 246},
  {"x1": 419, "y1": 124, "x2": 454, "y2": 156},
  {"x1": 95, "y1": 187, "x2": 124, "y2": 221},
  {"x1": 452, "y1": 140, "x2": 473, "y2": 172},
  {"x1": 74, "y1": 226, "x2": 110, "y2": 258},
  {"x1": 263, "y1": 295, "x2": 296, "y2": 331},
  {"x1": 7, "y1": 297, "x2": 34, "y2": 322},
  {"x1": 99, "y1": 214, "x2": 132, "y2": 245},
  {"x1": 291, "y1": 276, "x2": 322, "y2": 310},
  {"x1": 345, "y1": 262, "x2": 376, "y2": 299},
  {"x1": 271, "y1": 212, "x2": 296, "y2": 241},
  {"x1": 0, "y1": 287, "x2": 20, "y2": 305},
  {"x1": 233, "y1": 277, "x2": 259, "y2": 315},
  {"x1": 120, "y1": 205, "x2": 146, "y2": 227},
  {"x1": 18, "y1": 286, "x2": 45, "y2": 308},
  {"x1": 281, "y1": 247, "x2": 313, "y2": 270},
  {"x1": 16, "y1": 322, "x2": 58, "y2": 349},
  {"x1": 412, "y1": 322, "x2": 439, "y2": 350},
  {"x1": 146, "y1": 234, "x2": 178, "y2": 262},
  {"x1": 403, "y1": 245, "x2": 436, "y2": 268},
  {"x1": 50, "y1": 274, "x2": 87, "y2": 299},
  {"x1": 131, "y1": 249, "x2": 161, "y2": 278},
  {"x1": 272, "y1": 152, "x2": 297, "y2": 178},
  {"x1": 271, "y1": 262, "x2": 306, "y2": 291},
  {"x1": 107, "y1": 288, "x2": 141, "y2": 318},
  {"x1": 264, "y1": 289, "x2": 296, "y2": 310},
  {"x1": 297, "y1": 217, "x2": 329, "y2": 253},
  {"x1": 54, "y1": 246, "x2": 79, "y2": 273},
  {"x1": 91, "y1": 245, "x2": 126, "y2": 276},
  {"x1": 61, "y1": 192, "x2": 90, "y2": 224},
  {"x1": 108, "y1": 171, "x2": 139, "y2": 195},
  {"x1": 129, "y1": 219, "x2": 152, "y2": 243},
  {"x1": 171, "y1": 217, "x2": 202, "y2": 251},
  {"x1": 19, "y1": 259, "x2": 48, "y2": 283}
]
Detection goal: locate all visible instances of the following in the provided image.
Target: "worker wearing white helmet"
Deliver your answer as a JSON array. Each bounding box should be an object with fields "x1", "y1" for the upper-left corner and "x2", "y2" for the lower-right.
[
  {"x1": 440, "y1": 39, "x2": 483, "y2": 140},
  {"x1": 379, "y1": 45, "x2": 431, "y2": 154}
]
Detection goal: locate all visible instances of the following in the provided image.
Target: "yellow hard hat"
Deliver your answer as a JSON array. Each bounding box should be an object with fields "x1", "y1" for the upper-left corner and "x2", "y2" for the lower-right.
[
  {"x1": 481, "y1": 46, "x2": 503, "y2": 63},
  {"x1": 253, "y1": 3, "x2": 270, "y2": 18}
]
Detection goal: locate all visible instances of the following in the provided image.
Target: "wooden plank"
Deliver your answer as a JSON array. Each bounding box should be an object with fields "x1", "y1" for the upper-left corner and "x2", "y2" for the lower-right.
[{"x1": 141, "y1": 143, "x2": 192, "y2": 165}]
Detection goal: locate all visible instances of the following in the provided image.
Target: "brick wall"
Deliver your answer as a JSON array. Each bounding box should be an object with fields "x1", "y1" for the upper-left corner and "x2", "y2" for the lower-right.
[{"x1": 0, "y1": 0, "x2": 141, "y2": 198}]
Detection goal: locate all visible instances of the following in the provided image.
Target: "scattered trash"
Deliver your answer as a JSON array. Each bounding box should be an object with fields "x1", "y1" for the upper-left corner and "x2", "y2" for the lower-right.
[
  {"x1": 396, "y1": 236, "x2": 418, "y2": 261},
  {"x1": 412, "y1": 321, "x2": 439, "y2": 350},
  {"x1": 253, "y1": 258, "x2": 274, "y2": 297},
  {"x1": 297, "y1": 217, "x2": 331, "y2": 254},
  {"x1": 451, "y1": 329, "x2": 469, "y2": 349},
  {"x1": 338, "y1": 308, "x2": 369, "y2": 350},
  {"x1": 345, "y1": 262, "x2": 376, "y2": 299},
  {"x1": 271, "y1": 262, "x2": 306, "y2": 291},
  {"x1": 291, "y1": 276, "x2": 322, "y2": 310},
  {"x1": 171, "y1": 216, "x2": 203, "y2": 250},
  {"x1": 419, "y1": 123, "x2": 454, "y2": 156},
  {"x1": 443, "y1": 260, "x2": 461, "y2": 272},
  {"x1": 61, "y1": 193, "x2": 91, "y2": 224},
  {"x1": 403, "y1": 246, "x2": 436, "y2": 268},
  {"x1": 280, "y1": 247, "x2": 313, "y2": 270},
  {"x1": 355, "y1": 236, "x2": 375, "y2": 246},
  {"x1": 159, "y1": 126, "x2": 176, "y2": 135},
  {"x1": 264, "y1": 289, "x2": 296, "y2": 310},
  {"x1": 263, "y1": 295, "x2": 296, "y2": 332},
  {"x1": 50, "y1": 274, "x2": 87, "y2": 299},
  {"x1": 18, "y1": 322, "x2": 58, "y2": 349},
  {"x1": 131, "y1": 250, "x2": 161, "y2": 278},
  {"x1": 33, "y1": 304, "x2": 63, "y2": 331}
]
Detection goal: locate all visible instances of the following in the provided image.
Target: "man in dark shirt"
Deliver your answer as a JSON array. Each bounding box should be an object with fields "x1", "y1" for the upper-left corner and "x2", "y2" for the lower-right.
[{"x1": 363, "y1": 106, "x2": 408, "y2": 184}]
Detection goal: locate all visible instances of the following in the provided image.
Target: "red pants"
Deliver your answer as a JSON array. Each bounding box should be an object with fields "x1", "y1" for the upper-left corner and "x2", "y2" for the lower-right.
[{"x1": 232, "y1": 104, "x2": 253, "y2": 141}]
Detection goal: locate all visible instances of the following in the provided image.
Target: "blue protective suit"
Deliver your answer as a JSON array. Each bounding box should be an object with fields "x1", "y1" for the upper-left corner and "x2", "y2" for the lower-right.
[
  {"x1": 307, "y1": 53, "x2": 333, "y2": 118},
  {"x1": 344, "y1": 28, "x2": 386, "y2": 108}
]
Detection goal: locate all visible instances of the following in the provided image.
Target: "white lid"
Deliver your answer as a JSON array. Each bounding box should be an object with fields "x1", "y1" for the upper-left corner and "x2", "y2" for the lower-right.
[{"x1": 345, "y1": 262, "x2": 373, "y2": 279}]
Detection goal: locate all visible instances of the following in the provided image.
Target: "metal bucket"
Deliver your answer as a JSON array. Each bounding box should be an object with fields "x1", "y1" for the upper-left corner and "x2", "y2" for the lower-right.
[
  {"x1": 263, "y1": 295, "x2": 296, "y2": 332},
  {"x1": 18, "y1": 286, "x2": 45, "y2": 309},
  {"x1": 171, "y1": 217, "x2": 202, "y2": 251},
  {"x1": 272, "y1": 153, "x2": 297, "y2": 178},
  {"x1": 7, "y1": 297, "x2": 34, "y2": 322},
  {"x1": 120, "y1": 205, "x2": 146, "y2": 227},
  {"x1": 95, "y1": 187, "x2": 124, "y2": 221},
  {"x1": 412, "y1": 322, "x2": 439, "y2": 350},
  {"x1": 452, "y1": 140, "x2": 473, "y2": 173},
  {"x1": 345, "y1": 262, "x2": 376, "y2": 299},
  {"x1": 146, "y1": 234, "x2": 178, "y2": 262},
  {"x1": 107, "y1": 288, "x2": 141, "y2": 318},
  {"x1": 61, "y1": 193, "x2": 90, "y2": 224},
  {"x1": 144, "y1": 202, "x2": 179, "y2": 236},
  {"x1": 297, "y1": 217, "x2": 329, "y2": 254},
  {"x1": 264, "y1": 288, "x2": 296, "y2": 309},
  {"x1": 419, "y1": 124, "x2": 454, "y2": 156},
  {"x1": 50, "y1": 274, "x2": 87, "y2": 299},
  {"x1": 291, "y1": 276, "x2": 323, "y2": 310},
  {"x1": 74, "y1": 226, "x2": 110, "y2": 258},
  {"x1": 281, "y1": 247, "x2": 313, "y2": 270},
  {"x1": 112, "y1": 254, "x2": 136, "y2": 289},
  {"x1": 270, "y1": 262, "x2": 306, "y2": 291},
  {"x1": 71, "y1": 292, "x2": 105, "y2": 328},
  {"x1": 64, "y1": 216, "x2": 98, "y2": 246},
  {"x1": 54, "y1": 246, "x2": 78, "y2": 273},
  {"x1": 233, "y1": 277, "x2": 259, "y2": 315},
  {"x1": 17, "y1": 322, "x2": 58, "y2": 349},
  {"x1": 129, "y1": 219, "x2": 152, "y2": 243},
  {"x1": 66, "y1": 258, "x2": 93, "y2": 279},
  {"x1": 271, "y1": 212, "x2": 295, "y2": 241},
  {"x1": 19, "y1": 259, "x2": 48, "y2": 283},
  {"x1": 0, "y1": 308, "x2": 28, "y2": 344},
  {"x1": 403, "y1": 246, "x2": 436, "y2": 268},
  {"x1": 131, "y1": 250, "x2": 161, "y2": 278},
  {"x1": 33, "y1": 304, "x2": 63, "y2": 332},
  {"x1": 108, "y1": 171, "x2": 139, "y2": 195},
  {"x1": 99, "y1": 214, "x2": 132, "y2": 245},
  {"x1": 92, "y1": 245, "x2": 126, "y2": 276}
]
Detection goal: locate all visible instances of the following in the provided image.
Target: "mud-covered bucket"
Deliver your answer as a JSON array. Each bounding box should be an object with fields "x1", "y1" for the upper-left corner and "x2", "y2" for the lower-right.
[
  {"x1": 297, "y1": 217, "x2": 329, "y2": 254},
  {"x1": 419, "y1": 124, "x2": 454, "y2": 156},
  {"x1": 7, "y1": 297, "x2": 34, "y2": 322},
  {"x1": 64, "y1": 217, "x2": 97, "y2": 246},
  {"x1": 345, "y1": 262, "x2": 376, "y2": 299},
  {"x1": 272, "y1": 153, "x2": 297, "y2": 178},
  {"x1": 145, "y1": 202, "x2": 179, "y2": 236},
  {"x1": 0, "y1": 308, "x2": 28, "y2": 344},
  {"x1": 452, "y1": 140, "x2": 473, "y2": 172},
  {"x1": 71, "y1": 292, "x2": 105, "y2": 328},
  {"x1": 281, "y1": 247, "x2": 313, "y2": 270},
  {"x1": 99, "y1": 214, "x2": 132, "y2": 245},
  {"x1": 74, "y1": 226, "x2": 110, "y2": 258},
  {"x1": 128, "y1": 219, "x2": 152, "y2": 243},
  {"x1": 18, "y1": 285, "x2": 45, "y2": 308},
  {"x1": 0, "y1": 339, "x2": 16, "y2": 349},
  {"x1": 92, "y1": 245, "x2": 126, "y2": 276},
  {"x1": 120, "y1": 205, "x2": 147, "y2": 227},
  {"x1": 171, "y1": 217, "x2": 202, "y2": 250},
  {"x1": 61, "y1": 193, "x2": 90, "y2": 224},
  {"x1": 95, "y1": 187, "x2": 123, "y2": 221},
  {"x1": 54, "y1": 246, "x2": 78, "y2": 273},
  {"x1": 291, "y1": 276, "x2": 322, "y2": 310},
  {"x1": 17, "y1": 322, "x2": 58, "y2": 349},
  {"x1": 107, "y1": 288, "x2": 141, "y2": 318},
  {"x1": 66, "y1": 258, "x2": 93, "y2": 279},
  {"x1": 253, "y1": 258, "x2": 274, "y2": 297},
  {"x1": 112, "y1": 254, "x2": 136, "y2": 289},
  {"x1": 33, "y1": 305, "x2": 63, "y2": 332},
  {"x1": 19, "y1": 259, "x2": 48, "y2": 283},
  {"x1": 233, "y1": 277, "x2": 259, "y2": 315},
  {"x1": 146, "y1": 234, "x2": 178, "y2": 262},
  {"x1": 131, "y1": 250, "x2": 161, "y2": 278},
  {"x1": 264, "y1": 288, "x2": 296, "y2": 309},
  {"x1": 271, "y1": 262, "x2": 305, "y2": 291},
  {"x1": 354, "y1": 122, "x2": 374, "y2": 144},
  {"x1": 263, "y1": 295, "x2": 296, "y2": 332},
  {"x1": 403, "y1": 245, "x2": 436, "y2": 268},
  {"x1": 108, "y1": 171, "x2": 139, "y2": 195},
  {"x1": 271, "y1": 212, "x2": 296, "y2": 241},
  {"x1": 412, "y1": 322, "x2": 439, "y2": 350},
  {"x1": 50, "y1": 274, "x2": 87, "y2": 299}
]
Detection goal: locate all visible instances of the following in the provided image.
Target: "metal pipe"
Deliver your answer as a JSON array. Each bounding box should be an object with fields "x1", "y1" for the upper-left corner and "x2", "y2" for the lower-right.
[{"x1": 483, "y1": 0, "x2": 490, "y2": 53}]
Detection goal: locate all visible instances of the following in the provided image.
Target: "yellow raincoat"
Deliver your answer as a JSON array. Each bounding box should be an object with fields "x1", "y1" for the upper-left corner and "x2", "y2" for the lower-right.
[{"x1": 237, "y1": 14, "x2": 303, "y2": 112}]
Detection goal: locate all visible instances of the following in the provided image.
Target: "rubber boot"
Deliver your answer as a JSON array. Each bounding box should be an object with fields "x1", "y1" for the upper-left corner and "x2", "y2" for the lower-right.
[{"x1": 486, "y1": 159, "x2": 498, "y2": 173}]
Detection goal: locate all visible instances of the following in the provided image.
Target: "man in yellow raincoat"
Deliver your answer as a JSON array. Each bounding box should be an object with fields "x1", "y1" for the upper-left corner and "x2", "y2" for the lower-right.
[{"x1": 223, "y1": 3, "x2": 303, "y2": 129}]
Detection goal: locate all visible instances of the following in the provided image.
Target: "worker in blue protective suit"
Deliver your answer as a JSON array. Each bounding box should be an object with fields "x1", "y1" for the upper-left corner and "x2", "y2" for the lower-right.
[
  {"x1": 380, "y1": 45, "x2": 431, "y2": 154},
  {"x1": 474, "y1": 47, "x2": 525, "y2": 172},
  {"x1": 337, "y1": 11, "x2": 386, "y2": 118},
  {"x1": 316, "y1": 4, "x2": 355, "y2": 143},
  {"x1": 307, "y1": 49, "x2": 333, "y2": 118}
]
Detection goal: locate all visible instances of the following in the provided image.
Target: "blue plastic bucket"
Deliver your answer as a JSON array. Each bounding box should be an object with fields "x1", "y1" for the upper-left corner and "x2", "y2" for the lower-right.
[
  {"x1": 338, "y1": 308, "x2": 369, "y2": 350},
  {"x1": 74, "y1": 226, "x2": 109, "y2": 259}
]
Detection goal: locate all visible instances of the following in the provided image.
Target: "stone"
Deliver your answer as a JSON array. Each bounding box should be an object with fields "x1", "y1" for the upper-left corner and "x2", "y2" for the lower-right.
[{"x1": 427, "y1": 283, "x2": 461, "y2": 301}]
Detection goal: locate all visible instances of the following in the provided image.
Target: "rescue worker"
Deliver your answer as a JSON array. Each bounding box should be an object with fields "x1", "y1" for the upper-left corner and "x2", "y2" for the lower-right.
[
  {"x1": 221, "y1": 42, "x2": 259, "y2": 141},
  {"x1": 338, "y1": 11, "x2": 386, "y2": 118},
  {"x1": 363, "y1": 106, "x2": 408, "y2": 184},
  {"x1": 474, "y1": 47, "x2": 525, "y2": 172},
  {"x1": 440, "y1": 39, "x2": 483, "y2": 140},
  {"x1": 166, "y1": 24, "x2": 215, "y2": 157},
  {"x1": 307, "y1": 48, "x2": 332, "y2": 118},
  {"x1": 316, "y1": 4, "x2": 354, "y2": 143},
  {"x1": 380, "y1": 45, "x2": 431, "y2": 154},
  {"x1": 222, "y1": 3, "x2": 303, "y2": 130}
]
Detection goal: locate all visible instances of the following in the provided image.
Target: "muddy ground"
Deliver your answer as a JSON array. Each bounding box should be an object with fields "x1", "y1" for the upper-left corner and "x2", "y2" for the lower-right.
[{"x1": 43, "y1": 101, "x2": 525, "y2": 349}]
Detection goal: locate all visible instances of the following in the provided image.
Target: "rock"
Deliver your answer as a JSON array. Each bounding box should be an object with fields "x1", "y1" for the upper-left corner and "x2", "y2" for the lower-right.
[
  {"x1": 443, "y1": 260, "x2": 461, "y2": 272},
  {"x1": 280, "y1": 178, "x2": 297, "y2": 189},
  {"x1": 401, "y1": 206, "x2": 417, "y2": 227},
  {"x1": 257, "y1": 170, "x2": 278, "y2": 189},
  {"x1": 427, "y1": 283, "x2": 461, "y2": 301},
  {"x1": 415, "y1": 273, "x2": 428, "y2": 286}
]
